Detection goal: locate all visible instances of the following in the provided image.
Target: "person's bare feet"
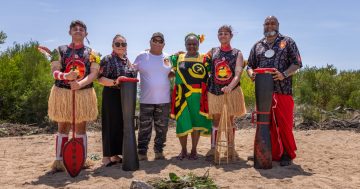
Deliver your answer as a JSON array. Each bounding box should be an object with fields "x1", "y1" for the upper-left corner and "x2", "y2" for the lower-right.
[
  {"x1": 188, "y1": 150, "x2": 198, "y2": 160},
  {"x1": 176, "y1": 150, "x2": 188, "y2": 160}
]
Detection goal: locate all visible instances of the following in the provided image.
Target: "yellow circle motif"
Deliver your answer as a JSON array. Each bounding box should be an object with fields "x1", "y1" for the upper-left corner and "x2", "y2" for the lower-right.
[{"x1": 188, "y1": 63, "x2": 206, "y2": 79}]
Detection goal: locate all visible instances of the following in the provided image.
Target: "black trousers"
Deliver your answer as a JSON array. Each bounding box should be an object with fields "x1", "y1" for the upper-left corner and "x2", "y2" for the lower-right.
[{"x1": 102, "y1": 87, "x2": 123, "y2": 157}]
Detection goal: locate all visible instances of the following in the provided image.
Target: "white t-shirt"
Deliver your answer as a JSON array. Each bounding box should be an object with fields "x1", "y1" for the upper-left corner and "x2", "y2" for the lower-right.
[{"x1": 133, "y1": 51, "x2": 171, "y2": 104}]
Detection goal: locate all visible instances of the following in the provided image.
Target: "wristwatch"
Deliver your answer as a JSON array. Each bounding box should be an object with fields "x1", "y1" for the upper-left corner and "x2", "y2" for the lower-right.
[{"x1": 282, "y1": 71, "x2": 289, "y2": 78}]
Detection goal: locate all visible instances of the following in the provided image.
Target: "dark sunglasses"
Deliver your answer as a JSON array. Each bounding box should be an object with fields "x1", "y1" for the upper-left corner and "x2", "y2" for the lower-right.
[
  {"x1": 114, "y1": 42, "x2": 127, "y2": 47},
  {"x1": 152, "y1": 39, "x2": 164, "y2": 44}
]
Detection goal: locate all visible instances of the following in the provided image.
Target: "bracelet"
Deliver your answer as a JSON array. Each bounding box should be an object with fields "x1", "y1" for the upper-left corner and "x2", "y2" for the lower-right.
[
  {"x1": 53, "y1": 71, "x2": 66, "y2": 80},
  {"x1": 282, "y1": 71, "x2": 289, "y2": 78},
  {"x1": 113, "y1": 80, "x2": 117, "y2": 86}
]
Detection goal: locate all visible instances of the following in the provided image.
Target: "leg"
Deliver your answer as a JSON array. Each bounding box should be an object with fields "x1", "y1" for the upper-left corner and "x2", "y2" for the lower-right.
[
  {"x1": 206, "y1": 114, "x2": 220, "y2": 161},
  {"x1": 52, "y1": 122, "x2": 70, "y2": 172},
  {"x1": 271, "y1": 94, "x2": 296, "y2": 162},
  {"x1": 211, "y1": 114, "x2": 220, "y2": 148},
  {"x1": 75, "y1": 121, "x2": 87, "y2": 159},
  {"x1": 137, "y1": 104, "x2": 155, "y2": 156},
  {"x1": 177, "y1": 135, "x2": 188, "y2": 160},
  {"x1": 75, "y1": 121, "x2": 94, "y2": 168},
  {"x1": 189, "y1": 130, "x2": 200, "y2": 160},
  {"x1": 153, "y1": 103, "x2": 170, "y2": 158}
]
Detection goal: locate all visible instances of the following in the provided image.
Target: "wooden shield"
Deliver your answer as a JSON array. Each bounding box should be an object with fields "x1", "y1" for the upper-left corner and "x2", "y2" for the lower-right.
[{"x1": 62, "y1": 138, "x2": 85, "y2": 177}]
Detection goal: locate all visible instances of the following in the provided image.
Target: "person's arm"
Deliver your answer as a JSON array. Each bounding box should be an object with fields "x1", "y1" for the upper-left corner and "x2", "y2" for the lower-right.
[
  {"x1": 246, "y1": 45, "x2": 258, "y2": 81},
  {"x1": 51, "y1": 49, "x2": 78, "y2": 81},
  {"x1": 221, "y1": 51, "x2": 244, "y2": 93},
  {"x1": 131, "y1": 54, "x2": 143, "y2": 73},
  {"x1": 97, "y1": 56, "x2": 126, "y2": 87},
  {"x1": 168, "y1": 54, "x2": 178, "y2": 78},
  {"x1": 272, "y1": 38, "x2": 302, "y2": 81},
  {"x1": 70, "y1": 63, "x2": 99, "y2": 90},
  {"x1": 272, "y1": 64, "x2": 300, "y2": 81},
  {"x1": 98, "y1": 76, "x2": 119, "y2": 86}
]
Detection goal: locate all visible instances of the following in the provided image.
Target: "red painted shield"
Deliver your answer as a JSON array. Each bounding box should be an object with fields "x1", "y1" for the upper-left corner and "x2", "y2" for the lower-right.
[
  {"x1": 64, "y1": 60, "x2": 86, "y2": 80},
  {"x1": 62, "y1": 138, "x2": 85, "y2": 177}
]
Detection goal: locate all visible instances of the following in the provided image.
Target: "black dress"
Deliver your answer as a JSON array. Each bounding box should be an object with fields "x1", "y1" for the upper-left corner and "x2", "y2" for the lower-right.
[{"x1": 99, "y1": 52, "x2": 135, "y2": 157}]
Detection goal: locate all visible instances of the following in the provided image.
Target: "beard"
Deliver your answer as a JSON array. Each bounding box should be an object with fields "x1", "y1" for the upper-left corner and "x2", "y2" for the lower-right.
[{"x1": 264, "y1": 30, "x2": 278, "y2": 37}]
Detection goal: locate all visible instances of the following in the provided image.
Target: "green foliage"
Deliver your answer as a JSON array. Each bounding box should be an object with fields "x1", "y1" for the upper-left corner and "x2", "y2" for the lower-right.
[
  {"x1": 240, "y1": 72, "x2": 255, "y2": 108},
  {"x1": 294, "y1": 65, "x2": 360, "y2": 122},
  {"x1": 298, "y1": 105, "x2": 322, "y2": 122},
  {"x1": 148, "y1": 171, "x2": 218, "y2": 189},
  {"x1": 348, "y1": 90, "x2": 360, "y2": 109},
  {"x1": 50, "y1": 48, "x2": 59, "y2": 62},
  {"x1": 93, "y1": 82, "x2": 103, "y2": 116},
  {"x1": 0, "y1": 41, "x2": 53, "y2": 123},
  {"x1": 0, "y1": 31, "x2": 6, "y2": 45}
]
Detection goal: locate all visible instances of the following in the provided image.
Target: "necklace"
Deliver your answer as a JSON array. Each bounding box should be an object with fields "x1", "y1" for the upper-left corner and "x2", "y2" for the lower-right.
[{"x1": 264, "y1": 38, "x2": 276, "y2": 58}]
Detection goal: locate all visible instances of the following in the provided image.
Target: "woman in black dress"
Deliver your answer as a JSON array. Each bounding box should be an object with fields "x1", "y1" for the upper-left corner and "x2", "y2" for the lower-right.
[{"x1": 98, "y1": 34, "x2": 135, "y2": 166}]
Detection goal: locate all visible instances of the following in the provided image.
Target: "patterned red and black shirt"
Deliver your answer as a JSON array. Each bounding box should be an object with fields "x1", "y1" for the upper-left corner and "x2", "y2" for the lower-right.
[
  {"x1": 99, "y1": 52, "x2": 135, "y2": 80},
  {"x1": 247, "y1": 33, "x2": 302, "y2": 95},
  {"x1": 207, "y1": 47, "x2": 241, "y2": 96},
  {"x1": 55, "y1": 45, "x2": 93, "y2": 89}
]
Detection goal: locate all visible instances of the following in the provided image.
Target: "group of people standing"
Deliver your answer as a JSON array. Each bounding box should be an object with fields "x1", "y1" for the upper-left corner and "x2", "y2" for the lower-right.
[{"x1": 48, "y1": 15, "x2": 302, "y2": 172}]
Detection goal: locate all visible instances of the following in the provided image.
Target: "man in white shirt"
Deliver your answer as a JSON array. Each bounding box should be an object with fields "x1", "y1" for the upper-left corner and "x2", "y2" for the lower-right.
[{"x1": 133, "y1": 32, "x2": 171, "y2": 160}]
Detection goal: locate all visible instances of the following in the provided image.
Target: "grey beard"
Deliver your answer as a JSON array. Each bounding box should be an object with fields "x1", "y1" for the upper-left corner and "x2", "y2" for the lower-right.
[{"x1": 264, "y1": 30, "x2": 278, "y2": 37}]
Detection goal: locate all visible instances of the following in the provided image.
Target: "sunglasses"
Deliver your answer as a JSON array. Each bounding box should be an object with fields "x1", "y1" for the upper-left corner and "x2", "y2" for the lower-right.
[
  {"x1": 114, "y1": 42, "x2": 127, "y2": 47},
  {"x1": 152, "y1": 39, "x2": 164, "y2": 44}
]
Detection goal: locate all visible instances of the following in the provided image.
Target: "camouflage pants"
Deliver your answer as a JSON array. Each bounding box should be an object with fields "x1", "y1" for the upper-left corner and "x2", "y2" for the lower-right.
[{"x1": 137, "y1": 103, "x2": 170, "y2": 154}]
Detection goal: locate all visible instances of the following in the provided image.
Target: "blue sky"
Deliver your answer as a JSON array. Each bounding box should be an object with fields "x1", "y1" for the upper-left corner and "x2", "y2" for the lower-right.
[{"x1": 1, "y1": 0, "x2": 359, "y2": 70}]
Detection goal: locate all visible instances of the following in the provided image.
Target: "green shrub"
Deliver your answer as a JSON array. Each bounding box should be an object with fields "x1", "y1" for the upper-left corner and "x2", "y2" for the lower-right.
[
  {"x1": 241, "y1": 72, "x2": 255, "y2": 108},
  {"x1": 0, "y1": 41, "x2": 53, "y2": 123},
  {"x1": 347, "y1": 90, "x2": 360, "y2": 109}
]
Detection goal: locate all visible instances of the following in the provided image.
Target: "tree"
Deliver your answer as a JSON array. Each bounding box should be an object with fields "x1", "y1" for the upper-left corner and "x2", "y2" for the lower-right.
[{"x1": 0, "y1": 31, "x2": 7, "y2": 45}]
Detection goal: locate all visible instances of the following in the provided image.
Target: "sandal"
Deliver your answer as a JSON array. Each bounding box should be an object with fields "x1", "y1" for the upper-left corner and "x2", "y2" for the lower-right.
[
  {"x1": 111, "y1": 156, "x2": 123, "y2": 163},
  {"x1": 102, "y1": 158, "x2": 116, "y2": 167}
]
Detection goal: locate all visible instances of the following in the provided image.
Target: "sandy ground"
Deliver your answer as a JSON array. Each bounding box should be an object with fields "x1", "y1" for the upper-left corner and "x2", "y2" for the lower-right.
[{"x1": 0, "y1": 127, "x2": 360, "y2": 189}]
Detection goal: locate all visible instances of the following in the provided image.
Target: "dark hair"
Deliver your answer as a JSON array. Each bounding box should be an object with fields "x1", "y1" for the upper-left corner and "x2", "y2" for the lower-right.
[
  {"x1": 112, "y1": 34, "x2": 126, "y2": 44},
  {"x1": 218, "y1": 25, "x2": 233, "y2": 35},
  {"x1": 69, "y1": 20, "x2": 87, "y2": 31},
  {"x1": 184, "y1": 33, "x2": 198, "y2": 42}
]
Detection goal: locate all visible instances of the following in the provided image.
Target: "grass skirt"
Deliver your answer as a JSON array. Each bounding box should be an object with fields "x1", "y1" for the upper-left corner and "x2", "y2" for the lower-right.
[
  {"x1": 208, "y1": 87, "x2": 246, "y2": 117},
  {"x1": 48, "y1": 85, "x2": 98, "y2": 124}
]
